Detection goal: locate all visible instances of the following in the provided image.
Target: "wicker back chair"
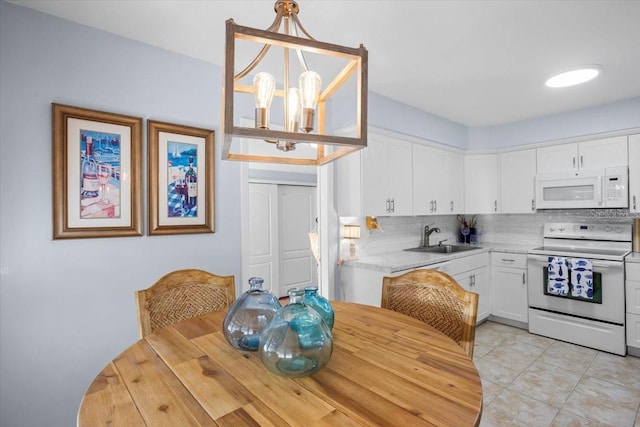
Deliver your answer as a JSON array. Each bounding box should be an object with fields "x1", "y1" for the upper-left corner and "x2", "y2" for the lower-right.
[
  {"x1": 135, "y1": 269, "x2": 236, "y2": 338},
  {"x1": 381, "y1": 269, "x2": 479, "y2": 357}
]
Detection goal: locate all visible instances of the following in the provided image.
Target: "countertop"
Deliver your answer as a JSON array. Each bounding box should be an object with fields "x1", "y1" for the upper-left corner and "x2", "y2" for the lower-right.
[
  {"x1": 342, "y1": 242, "x2": 534, "y2": 273},
  {"x1": 627, "y1": 252, "x2": 640, "y2": 264}
]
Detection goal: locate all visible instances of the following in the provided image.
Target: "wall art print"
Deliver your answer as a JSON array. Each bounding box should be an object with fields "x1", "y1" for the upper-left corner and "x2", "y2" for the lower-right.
[
  {"x1": 147, "y1": 120, "x2": 215, "y2": 235},
  {"x1": 52, "y1": 103, "x2": 142, "y2": 239}
]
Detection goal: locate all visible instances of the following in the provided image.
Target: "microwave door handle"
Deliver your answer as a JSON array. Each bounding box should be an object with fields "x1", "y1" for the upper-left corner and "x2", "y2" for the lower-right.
[{"x1": 596, "y1": 176, "x2": 603, "y2": 206}]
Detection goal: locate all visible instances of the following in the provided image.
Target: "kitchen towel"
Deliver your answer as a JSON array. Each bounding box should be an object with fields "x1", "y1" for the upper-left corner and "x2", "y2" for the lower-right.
[
  {"x1": 547, "y1": 256, "x2": 569, "y2": 296},
  {"x1": 570, "y1": 258, "x2": 594, "y2": 300}
]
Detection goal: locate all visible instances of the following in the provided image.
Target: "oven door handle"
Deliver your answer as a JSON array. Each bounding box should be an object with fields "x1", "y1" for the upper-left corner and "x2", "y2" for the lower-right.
[{"x1": 528, "y1": 255, "x2": 621, "y2": 270}]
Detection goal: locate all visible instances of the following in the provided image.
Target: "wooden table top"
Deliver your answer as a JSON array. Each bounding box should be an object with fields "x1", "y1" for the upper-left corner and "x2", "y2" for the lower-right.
[{"x1": 78, "y1": 301, "x2": 483, "y2": 426}]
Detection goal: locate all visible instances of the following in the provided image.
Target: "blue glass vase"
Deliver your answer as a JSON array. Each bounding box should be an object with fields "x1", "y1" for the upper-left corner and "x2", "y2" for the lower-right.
[
  {"x1": 223, "y1": 277, "x2": 281, "y2": 351},
  {"x1": 304, "y1": 286, "x2": 334, "y2": 330},
  {"x1": 259, "y1": 288, "x2": 333, "y2": 377}
]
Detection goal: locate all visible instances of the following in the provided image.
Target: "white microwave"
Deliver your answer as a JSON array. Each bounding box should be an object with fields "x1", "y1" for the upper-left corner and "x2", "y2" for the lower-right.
[{"x1": 535, "y1": 166, "x2": 628, "y2": 209}]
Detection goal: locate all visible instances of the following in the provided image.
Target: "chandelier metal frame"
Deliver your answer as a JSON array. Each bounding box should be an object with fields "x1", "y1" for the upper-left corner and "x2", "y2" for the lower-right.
[{"x1": 221, "y1": 0, "x2": 368, "y2": 166}]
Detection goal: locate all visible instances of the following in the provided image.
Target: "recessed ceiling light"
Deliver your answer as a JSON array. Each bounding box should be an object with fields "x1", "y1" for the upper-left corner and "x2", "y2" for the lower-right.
[{"x1": 545, "y1": 66, "x2": 602, "y2": 88}]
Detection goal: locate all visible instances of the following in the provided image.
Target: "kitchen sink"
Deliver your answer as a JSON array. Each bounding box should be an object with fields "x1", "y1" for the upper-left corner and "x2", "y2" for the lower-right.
[{"x1": 404, "y1": 244, "x2": 482, "y2": 254}]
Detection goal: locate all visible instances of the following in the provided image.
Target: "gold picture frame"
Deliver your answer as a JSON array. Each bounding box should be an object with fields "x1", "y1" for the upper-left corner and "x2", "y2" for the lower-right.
[
  {"x1": 147, "y1": 120, "x2": 215, "y2": 235},
  {"x1": 52, "y1": 103, "x2": 143, "y2": 239}
]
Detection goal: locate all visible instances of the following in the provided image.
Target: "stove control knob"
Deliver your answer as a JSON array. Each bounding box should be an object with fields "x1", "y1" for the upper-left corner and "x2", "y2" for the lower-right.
[
  {"x1": 605, "y1": 226, "x2": 611, "y2": 232},
  {"x1": 559, "y1": 226, "x2": 565, "y2": 232}
]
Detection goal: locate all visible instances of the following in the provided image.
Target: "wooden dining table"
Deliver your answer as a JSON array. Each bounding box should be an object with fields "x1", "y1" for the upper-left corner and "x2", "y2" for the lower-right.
[{"x1": 78, "y1": 301, "x2": 483, "y2": 426}]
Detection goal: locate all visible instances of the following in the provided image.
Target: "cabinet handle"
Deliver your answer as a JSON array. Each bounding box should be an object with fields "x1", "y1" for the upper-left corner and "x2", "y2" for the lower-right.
[
  {"x1": 634, "y1": 195, "x2": 637, "y2": 210},
  {"x1": 386, "y1": 198, "x2": 390, "y2": 213},
  {"x1": 450, "y1": 200, "x2": 454, "y2": 212},
  {"x1": 501, "y1": 258, "x2": 515, "y2": 263},
  {"x1": 391, "y1": 198, "x2": 395, "y2": 213},
  {"x1": 580, "y1": 155, "x2": 584, "y2": 168},
  {"x1": 494, "y1": 200, "x2": 498, "y2": 212},
  {"x1": 430, "y1": 200, "x2": 434, "y2": 212},
  {"x1": 434, "y1": 200, "x2": 437, "y2": 212},
  {"x1": 572, "y1": 156, "x2": 576, "y2": 168},
  {"x1": 531, "y1": 199, "x2": 535, "y2": 211},
  {"x1": 522, "y1": 272, "x2": 526, "y2": 285}
]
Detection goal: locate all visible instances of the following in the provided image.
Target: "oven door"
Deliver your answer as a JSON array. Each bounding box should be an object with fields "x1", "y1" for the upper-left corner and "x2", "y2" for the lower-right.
[{"x1": 527, "y1": 254, "x2": 625, "y2": 324}]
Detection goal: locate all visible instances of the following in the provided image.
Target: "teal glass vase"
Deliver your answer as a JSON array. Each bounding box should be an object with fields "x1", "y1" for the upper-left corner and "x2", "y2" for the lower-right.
[
  {"x1": 223, "y1": 277, "x2": 281, "y2": 351},
  {"x1": 304, "y1": 286, "x2": 334, "y2": 330},
  {"x1": 259, "y1": 288, "x2": 333, "y2": 377}
]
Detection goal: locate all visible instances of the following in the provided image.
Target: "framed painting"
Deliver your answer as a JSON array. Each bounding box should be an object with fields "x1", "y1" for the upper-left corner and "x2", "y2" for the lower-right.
[
  {"x1": 52, "y1": 103, "x2": 143, "y2": 239},
  {"x1": 147, "y1": 120, "x2": 215, "y2": 235}
]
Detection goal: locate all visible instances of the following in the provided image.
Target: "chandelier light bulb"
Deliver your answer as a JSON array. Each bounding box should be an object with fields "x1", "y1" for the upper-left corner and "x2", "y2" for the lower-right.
[
  {"x1": 287, "y1": 87, "x2": 301, "y2": 132},
  {"x1": 253, "y1": 72, "x2": 276, "y2": 129},
  {"x1": 299, "y1": 70, "x2": 321, "y2": 132}
]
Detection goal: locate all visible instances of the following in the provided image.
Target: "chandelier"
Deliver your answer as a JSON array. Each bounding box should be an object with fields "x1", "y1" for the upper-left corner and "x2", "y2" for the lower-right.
[{"x1": 221, "y1": 0, "x2": 368, "y2": 166}]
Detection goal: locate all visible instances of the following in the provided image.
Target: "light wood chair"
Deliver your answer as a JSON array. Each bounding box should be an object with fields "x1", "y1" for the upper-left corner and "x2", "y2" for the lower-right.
[
  {"x1": 135, "y1": 269, "x2": 236, "y2": 338},
  {"x1": 381, "y1": 269, "x2": 479, "y2": 357}
]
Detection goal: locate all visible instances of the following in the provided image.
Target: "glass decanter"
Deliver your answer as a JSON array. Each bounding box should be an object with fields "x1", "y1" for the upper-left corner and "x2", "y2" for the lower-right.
[
  {"x1": 303, "y1": 286, "x2": 334, "y2": 330},
  {"x1": 259, "y1": 288, "x2": 333, "y2": 378},
  {"x1": 223, "y1": 277, "x2": 281, "y2": 351}
]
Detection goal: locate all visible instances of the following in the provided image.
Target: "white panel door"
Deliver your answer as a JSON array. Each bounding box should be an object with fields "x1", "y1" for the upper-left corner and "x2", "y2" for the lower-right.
[
  {"x1": 279, "y1": 185, "x2": 318, "y2": 297},
  {"x1": 248, "y1": 183, "x2": 279, "y2": 294}
]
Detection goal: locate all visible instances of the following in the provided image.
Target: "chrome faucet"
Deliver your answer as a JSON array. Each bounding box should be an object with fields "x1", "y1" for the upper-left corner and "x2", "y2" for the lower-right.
[{"x1": 423, "y1": 224, "x2": 441, "y2": 247}]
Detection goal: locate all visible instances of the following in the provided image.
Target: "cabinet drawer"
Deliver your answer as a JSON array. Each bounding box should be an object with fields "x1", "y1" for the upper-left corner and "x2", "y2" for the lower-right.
[
  {"x1": 491, "y1": 252, "x2": 527, "y2": 269},
  {"x1": 627, "y1": 262, "x2": 640, "y2": 280}
]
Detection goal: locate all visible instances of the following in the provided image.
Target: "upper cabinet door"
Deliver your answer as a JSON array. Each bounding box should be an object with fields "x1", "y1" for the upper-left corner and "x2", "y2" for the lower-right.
[
  {"x1": 464, "y1": 153, "x2": 499, "y2": 214},
  {"x1": 446, "y1": 151, "x2": 465, "y2": 214},
  {"x1": 629, "y1": 134, "x2": 640, "y2": 213},
  {"x1": 578, "y1": 136, "x2": 628, "y2": 169},
  {"x1": 362, "y1": 135, "x2": 413, "y2": 216},
  {"x1": 537, "y1": 136, "x2": 628, "y2": 173},
  {"x1": 536, "y1": 143, "x2": 578, "y2": 172},
  {"x1": 412, "y1": 144, "x2": 446, "y2": 215},
  {"x1": 500, "y1": 149, "x2": 536, "y2": 213}
]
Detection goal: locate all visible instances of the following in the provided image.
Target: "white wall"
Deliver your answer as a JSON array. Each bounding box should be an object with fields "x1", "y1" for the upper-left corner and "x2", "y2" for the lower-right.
[{"x1": 0, "y1": 3, "x2": 241, "y2": 426}]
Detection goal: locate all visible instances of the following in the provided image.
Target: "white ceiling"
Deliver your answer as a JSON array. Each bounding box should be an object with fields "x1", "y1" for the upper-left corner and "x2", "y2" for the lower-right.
[{"x1": 10, "y1": 0, "x2": 640, "y2": 127}]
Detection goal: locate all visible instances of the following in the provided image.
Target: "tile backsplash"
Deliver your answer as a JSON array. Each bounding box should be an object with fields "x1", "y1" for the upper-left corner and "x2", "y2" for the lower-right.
[{"x1": 340, "y1": 209, "x2": 639, "y2": 259}]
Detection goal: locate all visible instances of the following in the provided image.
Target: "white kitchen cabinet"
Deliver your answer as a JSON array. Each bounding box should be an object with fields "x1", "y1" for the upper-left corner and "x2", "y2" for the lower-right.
[
  {"x1": 340, "y1": 251, "x2": 490, "y2": 323},
  {"x1": 412, "y1": 145, "x2": 464, "y2": 215},
  {"x1": 362, "y1": 135, "x2": 413, "y2": 216},
  {"x1": 413, "y1": 144, "x2": 446, "y2": 215},
  {"x1": 490, "y1": 252, "x2": 528, "y2": 325},
  {"x1": 536, "y1": 136, "x2": 628, "y2": 173},
  {"x1": 447, "y1": 151, "x2": 465, "y2": 214},
  {"x1": 626, "y1": 261, "x2": 640, "y2": 354},
  {"x1": 464, "y1": 153, "x2": 499, "y2": 214},
  {"x1": 629, "y1": 134, "x2": 640, "y2": 213},
  {"x1": 500, "y1": 149, "x2": 536, "y2": 213}
]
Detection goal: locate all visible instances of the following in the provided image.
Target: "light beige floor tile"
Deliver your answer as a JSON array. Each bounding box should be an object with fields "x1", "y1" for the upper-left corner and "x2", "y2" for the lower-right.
[
  {"x1": 484, "y1": 388, "x2": 558, "y2": 426},
  {"x1": 562, "y1": 376, "x2": 640, "y2": 426},
  {"x1": 473, "y1": 344, "x2": 493, "y2": 360},
  {"x1": 508, "y1": 330, "x2": 555, "y2": 349},
  {"x1": 585, "y1": 352, "x2": 640, "y2": 391},
  {"x1": 508, "y1": 358, "x2": 582, "y2": 408},
  {"x1": 551, "y1": 410, "x2": 618, "y2": 426},
  {"x1": 480, "y1": 378, "x2": 503, "y2": 408},
  {"x1": 474, "y1": 357, "x2": 522, "y2": 386},
  {"x1": 481, "y1": 341, "x2": 544, "y2": 372},
  {"x1": 474, "y1": 321, "x2": 520, "y2": 347},
  {"x1": 480, "y1": 405, "x2": 530, "y2": 427},
  {"x1": 537, "y1": 340, "x2": 598, "y2": 375}
]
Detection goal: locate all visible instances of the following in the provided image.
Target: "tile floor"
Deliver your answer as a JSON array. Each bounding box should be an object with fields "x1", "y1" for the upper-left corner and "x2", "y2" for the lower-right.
[{"x1": 474, "y1": 321, "x2": 640, "y2": 427}]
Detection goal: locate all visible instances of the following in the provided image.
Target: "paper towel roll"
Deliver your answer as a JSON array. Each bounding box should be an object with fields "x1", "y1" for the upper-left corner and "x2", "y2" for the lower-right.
[{"x1": 634, "y1": 218, "x2": 640, "y2": 253}]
